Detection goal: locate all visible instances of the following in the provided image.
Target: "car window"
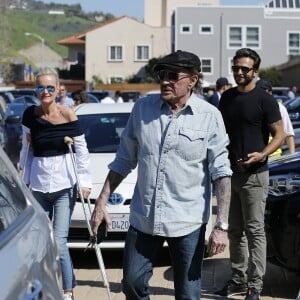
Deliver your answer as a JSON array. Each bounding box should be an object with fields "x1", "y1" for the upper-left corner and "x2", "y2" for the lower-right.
[
  {"x1": 0, "y1": 155, "x2": 27, "y2": 233},
  {"x1": 78, "y1": 113, "x2": 130, "y2": 153}
]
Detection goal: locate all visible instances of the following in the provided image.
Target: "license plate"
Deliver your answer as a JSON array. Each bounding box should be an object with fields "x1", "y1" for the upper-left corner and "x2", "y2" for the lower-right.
[{"x1": 108, "y1": 213, "x2": 130, "y2": 232}]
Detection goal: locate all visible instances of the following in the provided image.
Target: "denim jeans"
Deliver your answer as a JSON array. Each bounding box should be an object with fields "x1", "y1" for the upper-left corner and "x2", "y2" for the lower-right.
[
  {"x1": 122, "y1": 224, "x2": 206, "y2": 300},
  {"x1": 229, "y1": 171, "x2": 269, "y2": 291},
  {"x1": 33, "y1": 186, "x2": 76, "y2": 290}
]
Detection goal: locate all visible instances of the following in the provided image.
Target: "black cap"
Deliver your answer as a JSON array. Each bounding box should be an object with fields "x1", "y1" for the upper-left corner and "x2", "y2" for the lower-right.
[
  {"x1": 153, "y1": 50, "x2": 201, "y2": 72},
  {"x1": 256, "y1": 79, "x2": 272, "y2": 91},
  {"x1": 216, "y1": 77, "x2": 229, "y2": 88}
]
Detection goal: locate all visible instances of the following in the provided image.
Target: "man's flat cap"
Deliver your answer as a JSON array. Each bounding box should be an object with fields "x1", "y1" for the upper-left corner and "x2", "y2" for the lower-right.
[{"x1": 153, "y1": 50, "x2": 201, "y2": 72}]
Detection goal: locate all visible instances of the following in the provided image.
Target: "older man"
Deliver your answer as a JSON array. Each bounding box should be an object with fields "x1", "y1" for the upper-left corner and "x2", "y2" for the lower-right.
[{"x1": 91, "y1": 50, "x2": 232, "y2": 300}]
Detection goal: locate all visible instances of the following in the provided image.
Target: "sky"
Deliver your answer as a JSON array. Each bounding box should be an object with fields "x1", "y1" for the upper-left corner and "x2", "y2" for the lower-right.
[{"x1": 42, "y1": 0, "x2": 267, "y2": 21}]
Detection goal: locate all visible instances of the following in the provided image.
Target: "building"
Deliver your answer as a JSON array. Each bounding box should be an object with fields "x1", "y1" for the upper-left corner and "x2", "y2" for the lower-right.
[
  {"x1": 172, "y1": 0, "x2": 300, "y2": 85},
  {"x1": 57, "y1": 0, "x2": 217, "y2": 84}
]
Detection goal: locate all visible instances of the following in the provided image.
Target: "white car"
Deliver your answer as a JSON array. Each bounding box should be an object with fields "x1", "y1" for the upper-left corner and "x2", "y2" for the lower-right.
[
  {"x1": 70, "y1": 102, "x2": 212, "y2": 249},
  {"x1": 70, "y1": 103, "x2": 135, "y2": 249}
]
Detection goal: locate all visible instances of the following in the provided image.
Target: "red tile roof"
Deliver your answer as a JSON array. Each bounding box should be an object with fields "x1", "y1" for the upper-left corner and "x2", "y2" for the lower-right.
[{"x1": 57, "y1": 16, "x2": 128, "y2": 45}]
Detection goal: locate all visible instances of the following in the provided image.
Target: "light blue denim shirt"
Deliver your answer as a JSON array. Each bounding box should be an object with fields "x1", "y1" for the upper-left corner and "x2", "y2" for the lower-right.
[{"x1": 109, "y1": 93, "x2": 232, "y2": 237}]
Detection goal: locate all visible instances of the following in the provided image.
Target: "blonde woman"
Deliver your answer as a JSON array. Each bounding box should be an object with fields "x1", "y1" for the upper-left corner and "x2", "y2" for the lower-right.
[{"x1": 19, "y1": 67, "x2": 92, "y2": 300}]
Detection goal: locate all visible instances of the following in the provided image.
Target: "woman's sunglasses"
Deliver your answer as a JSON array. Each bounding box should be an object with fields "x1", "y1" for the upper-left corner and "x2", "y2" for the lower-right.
[{"x1": 36, "y1": 85, "x2": 56, "y2": 93}]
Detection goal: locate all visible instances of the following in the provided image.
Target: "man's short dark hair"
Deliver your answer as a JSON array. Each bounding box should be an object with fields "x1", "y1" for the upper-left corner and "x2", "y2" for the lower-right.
[{"x1": 233, "y1": 48, "x2": 261, "y2": 70}]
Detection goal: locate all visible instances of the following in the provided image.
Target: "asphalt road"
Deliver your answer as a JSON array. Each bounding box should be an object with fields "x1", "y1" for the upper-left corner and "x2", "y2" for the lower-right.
[{"x1": 71, "y1": 244, "x2": 300, "y2": 300}]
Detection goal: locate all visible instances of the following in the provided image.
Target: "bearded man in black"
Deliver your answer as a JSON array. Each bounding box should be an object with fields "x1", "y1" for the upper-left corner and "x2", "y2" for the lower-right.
[{"x1": 215, "y1": 48, "x2": 284, "y2": 300}]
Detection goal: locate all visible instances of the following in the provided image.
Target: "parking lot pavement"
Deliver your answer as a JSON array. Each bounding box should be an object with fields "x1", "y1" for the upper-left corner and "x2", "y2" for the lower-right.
[
  {"x1": 72, "y1": 198, "x2": 299, "y2": 300},
  {"x1": 72, "y1": 245, "x2": 300, "y2": 300}
]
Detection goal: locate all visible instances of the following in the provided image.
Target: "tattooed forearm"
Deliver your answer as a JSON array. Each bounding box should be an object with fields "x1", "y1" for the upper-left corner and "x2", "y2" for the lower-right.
[
  {"x1": 96, "y1": 170, "x2": 124, "y2": 206},
  {"x1": 213, "y1": 176, "x2": 231, "y2": 223}
]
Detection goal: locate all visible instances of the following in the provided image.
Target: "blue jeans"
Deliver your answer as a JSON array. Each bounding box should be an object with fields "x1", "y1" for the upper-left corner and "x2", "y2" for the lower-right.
[
  {"x1": 33, "y1": 186, "x2": 76, "y2": 290},
  {"x1": 122, "y1": 225, "x2": 206, "y2": 300}
]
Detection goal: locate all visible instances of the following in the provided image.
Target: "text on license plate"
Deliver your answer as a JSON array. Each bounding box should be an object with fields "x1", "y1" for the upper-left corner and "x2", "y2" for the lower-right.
[{"x1": 108, "y1": 214, "x2": 130, "y2": 232}]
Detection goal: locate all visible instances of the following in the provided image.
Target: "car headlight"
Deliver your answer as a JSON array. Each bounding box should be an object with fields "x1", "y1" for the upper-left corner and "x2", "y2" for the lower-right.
[{"x1": 269, "y1": 173, "x2": 300, "y2": 196}]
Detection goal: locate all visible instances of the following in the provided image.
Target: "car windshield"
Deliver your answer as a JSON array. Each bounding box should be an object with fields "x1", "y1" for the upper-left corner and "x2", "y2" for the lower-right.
[{"x1": 78, "y1": 113, "x2": 130, "y2": 153}]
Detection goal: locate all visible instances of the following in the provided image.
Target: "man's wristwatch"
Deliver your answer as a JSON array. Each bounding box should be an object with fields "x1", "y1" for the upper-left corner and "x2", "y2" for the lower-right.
[
  {"x1": 260, "y1": 151, "x2": 267, "y2": 162},
  {"x1": 214, "y1": 221, "x2": 229, "y2": 232}
]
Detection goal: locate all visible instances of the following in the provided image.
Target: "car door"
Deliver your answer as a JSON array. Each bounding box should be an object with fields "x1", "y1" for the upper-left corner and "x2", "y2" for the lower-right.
[{"x1": 0, "y1": 147, "x2": 63, "y2": 300}]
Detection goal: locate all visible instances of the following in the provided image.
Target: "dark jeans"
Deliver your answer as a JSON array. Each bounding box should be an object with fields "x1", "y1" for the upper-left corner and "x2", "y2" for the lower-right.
[{"x1": 122, "y1": 224, "x2": 206, "y2": 300}]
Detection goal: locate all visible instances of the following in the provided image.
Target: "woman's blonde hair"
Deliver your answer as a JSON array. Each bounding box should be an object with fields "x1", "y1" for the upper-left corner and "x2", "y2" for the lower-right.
[{"x1": 35, "y1": 67, "x2": 60, "y2": 86}]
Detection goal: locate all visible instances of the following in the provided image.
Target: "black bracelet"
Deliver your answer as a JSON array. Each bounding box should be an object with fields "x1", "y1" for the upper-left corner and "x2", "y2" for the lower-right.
[{"x1": 214, "y1": 226, "x2": 228, "y2": 232}]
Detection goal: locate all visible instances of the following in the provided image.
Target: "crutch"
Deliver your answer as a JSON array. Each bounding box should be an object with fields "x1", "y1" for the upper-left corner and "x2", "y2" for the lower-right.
[{"x1": 64, "y1": 136, "x2": 112, "y2": 300}]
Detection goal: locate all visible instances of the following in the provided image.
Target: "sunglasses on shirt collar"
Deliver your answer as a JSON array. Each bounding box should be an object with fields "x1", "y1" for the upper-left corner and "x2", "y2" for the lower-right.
[{"x1": 36, "y1": 85, "x2": 56, "y2": 93}]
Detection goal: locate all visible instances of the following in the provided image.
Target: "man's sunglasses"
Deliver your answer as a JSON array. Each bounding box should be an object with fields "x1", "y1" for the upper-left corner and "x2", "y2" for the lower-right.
[
  {"x1": 231, "y1": 66, "x2": 254, "y2": 74},
  {"x1": 156, "y1": 70, "x2": 190, "y2": 82},
  {"x1": 36, "y1": 85, "x2": 56, "y2": 93}
]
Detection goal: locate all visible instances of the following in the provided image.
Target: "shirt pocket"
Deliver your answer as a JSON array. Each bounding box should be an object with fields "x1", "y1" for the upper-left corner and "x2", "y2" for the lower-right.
[{"x1": 175, "y1": 128, "x2": 207, "y2": 161}]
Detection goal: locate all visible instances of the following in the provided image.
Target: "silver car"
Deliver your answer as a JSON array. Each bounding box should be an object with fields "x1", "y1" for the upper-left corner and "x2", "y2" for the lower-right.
[{"x1": 0, "y1": 147, "x2": 63, "y2": 300}]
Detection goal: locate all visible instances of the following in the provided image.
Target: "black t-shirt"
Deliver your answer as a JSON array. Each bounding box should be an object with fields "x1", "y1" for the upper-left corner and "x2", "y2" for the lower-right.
[
  {"x1": 22, "y1": 105, "x2": 82, "y2": 157},
  {"x1": 219, "y1": 86, "x2": 281, "y2": 173}
]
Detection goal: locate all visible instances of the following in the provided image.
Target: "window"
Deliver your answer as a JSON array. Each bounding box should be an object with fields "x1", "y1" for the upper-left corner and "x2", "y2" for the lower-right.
[
  {"x1": 109, "y1": 76, "x2": 124, "y2": 84},
  {"x1": 135, "y1": 45, "x2": 150, "y2": 61},
  {"x1": 201, "y1": 58, "x2": 212, "y2": 74},
  {"x1": 108, "y1": 45, "x2": 123, "y2": 61},
  {"x1": 0, "y1": 156, "x2": 27, "y2": 233},
  {"x1": 288, "y1": 32, "x2": 300, "y2": 55},
  {"x1": 199, "y1": 25, "x2": 213, "y2": 35},
  {"x1": 180, "y1": 24, "x2": 192, "y2": 34},
  {"x1": 228, "y1": 26, "x2": 260, "y2": 49}
]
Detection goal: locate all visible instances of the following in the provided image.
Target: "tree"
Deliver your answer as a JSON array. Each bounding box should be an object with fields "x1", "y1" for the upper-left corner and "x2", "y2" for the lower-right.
[
  {"x1": 259, "y1": 66, "x2": 282, "y2": 87},
  {"x1": 144, "y1": 57, "x2": 161, "y2": 83},
  {"x1": 0, "y1": 1, "x2": 13, "y2": 83}
]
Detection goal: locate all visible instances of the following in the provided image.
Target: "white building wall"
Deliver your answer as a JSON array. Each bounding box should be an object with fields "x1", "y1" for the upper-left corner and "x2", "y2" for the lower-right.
[{"x1": 85, "y1": 17, "x2": 170, "y2": 83}]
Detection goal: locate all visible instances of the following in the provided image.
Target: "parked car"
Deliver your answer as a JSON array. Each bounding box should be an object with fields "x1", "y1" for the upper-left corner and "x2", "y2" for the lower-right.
[
  {"x1": 10, "y1": 88, "x2": 37, "y2": 98},
  {"x1": 88, "y1": 90, "x2": 114, "y2": 102},
  {"x1": 4, "y1": 101, "x2": 35, "y2": 166},
  {"x1": 266, "y1": 152, "x2": 300, "y2": 271},
  {"x1": 69, "y1": 103, "x2": 135, "y2": 249},
  {"x1": 86, "y1": 93, "x2": 100, "y2": 103},
  {"x1": 0, "y1": 146, "x2": 63, "y2": 300},
  {"x1": 70, "y1": 103, "x2": 212, "y2": 249},
  {"x1": 0, "y1": 105, "x2": 6, "y2": 149},
  {"x1": 272, "y1": 86, "x2": 289, "y2": 97},
  {"x1": 284, "y1": 96, "x2": 300, "y2": 129},
  {"x1": 120, "y1": 91, "x2": 141, "y2": 102},
  {"x1": 0, "y1": 90, "x2": 15, "y2": 111},
  {"x1": 13, "y1": 95, "x2": 40, "y2": 105}
]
